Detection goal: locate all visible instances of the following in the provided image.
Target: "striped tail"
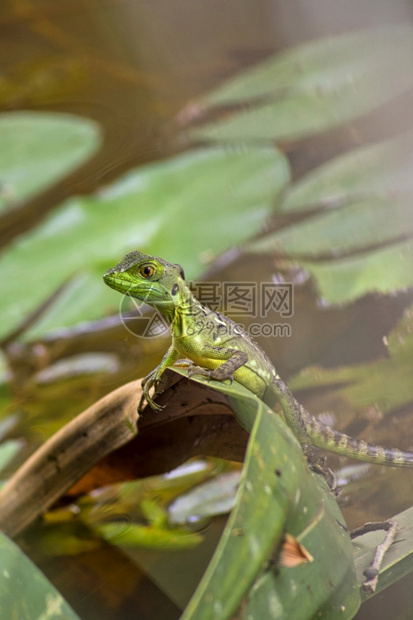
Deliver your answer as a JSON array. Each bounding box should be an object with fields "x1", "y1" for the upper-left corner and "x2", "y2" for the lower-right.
[
  {"x1": 304, "y1": 412, "x2": 413, "y2": 467},
  {"x1": 268, "y1": 378, "x2": 413, "y2": 467}
]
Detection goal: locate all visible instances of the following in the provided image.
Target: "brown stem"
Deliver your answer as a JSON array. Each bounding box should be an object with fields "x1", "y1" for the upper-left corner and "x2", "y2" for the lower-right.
[
  {"x1": 0, "y1": 371, "x2": 248, "y2": 538},
  {"x1": 0, "y1": 380, "x2": 141, "y2": 538}
]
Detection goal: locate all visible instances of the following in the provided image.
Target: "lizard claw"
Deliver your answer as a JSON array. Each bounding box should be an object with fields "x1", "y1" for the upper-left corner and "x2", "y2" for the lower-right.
[
  {"x1": 144, "y1": 394, "x2": 164, "y2": 412},
  {"x1": 305, "y1": 450, "x2": 339, "y2": 495},
  {"x1": 138, "y1": 375, "x2": 164, "y2": 414},
  {"x1": 138, "y1": 390, "x2": 164, "y2": 414},
  {"x1": 141, "y1": 370, "x2": 156, "y2": 390},
  {"x1": 187, "y1": 365, "x2": 211, "y2": 379}
]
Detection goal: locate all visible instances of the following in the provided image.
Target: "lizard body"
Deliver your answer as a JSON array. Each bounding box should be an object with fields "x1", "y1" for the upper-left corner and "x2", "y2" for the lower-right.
[{"x1": 104, "y1": 251, "x2": 413, "y2": 467}]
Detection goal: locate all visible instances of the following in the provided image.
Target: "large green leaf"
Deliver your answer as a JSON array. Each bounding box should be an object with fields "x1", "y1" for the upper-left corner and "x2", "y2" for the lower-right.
[
  {"x1": 0, "y1": 146, "x2": 289, "y2": 340},
  {"x1": 243, "y1": 476, "x2": 359, "y2": 620},
  {"x1": 245, "y1": 131, "x2": 413, "y2": 304},
  {"x1": 282, "y1": 131, "x2": 413, "y2": 213},
  {"x1": 247, "y1": 132, "x2": 413, "y2": 256},
  {"x1": 186, "y1": 27, "x2": 413, "y2": 142},
  {"x1": 0, "y1": 530, "x2": 79, "y2": 619},
  {"x1": 179, "y1": 372, "x2": 360, "y2": 620},
  {"x1": 299, "y1": 241, "x2": 413, "y2": 304},
  {"x1": 249, "y1": 194, "x2": 413, "y2": 257},
  {"x1": 0, "y1": 111, "x2": 101, "y2": 214}
]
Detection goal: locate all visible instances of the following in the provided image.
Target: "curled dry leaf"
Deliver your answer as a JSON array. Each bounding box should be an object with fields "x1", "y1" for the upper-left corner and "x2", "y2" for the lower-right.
[{"x1": 278, "y1": 532, "x2": 314, "y2": 568}]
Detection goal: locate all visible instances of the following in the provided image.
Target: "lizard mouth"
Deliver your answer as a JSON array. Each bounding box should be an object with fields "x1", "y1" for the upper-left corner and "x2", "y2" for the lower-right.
[
  {"x1": 103, "y1": 271, "x2": 168, "y2": 304},
  {"x1": 103, "y1": 271, "x2": 135, "y2": 295}
]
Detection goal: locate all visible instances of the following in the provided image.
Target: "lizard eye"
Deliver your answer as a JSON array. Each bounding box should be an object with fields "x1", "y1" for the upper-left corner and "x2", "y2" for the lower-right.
[{"x1": 140, "y1": 265, "x2": 155, "y2": 278}]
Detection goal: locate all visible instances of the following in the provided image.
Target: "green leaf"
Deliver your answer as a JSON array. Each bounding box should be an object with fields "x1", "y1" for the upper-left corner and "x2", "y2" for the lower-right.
[
  {"x1": 249, "y1": 194, "x2": 413, "y2": 257},
  {"x1": 187, "y1": 27, "x2": 413, "y2": 142},
  {"x1": 282, "y1": 131, "x2": 413, "y2": 213},
  {"x1": 245, "y1": 131, "x2": 413, "y2": 304},
  {"x1": 0, "y1": 146, "x2": 289, "y2": 341},
  {"x1": 244, "y1": 478, "x2": 359, "y2": 620},
  {"x1": 0, "y1": 111, "x2": 101, "y2": 213},
  {"x1": 169, "y1": 471, "x2": 240, "y2": 525},
  {"x1": 76, "y1": 458, "x2": 226, "y2": 554},
  {"x1": 179, "y1": 372, "x2": 360, "y2": 620},
  {"x1": 23, "y1": 523, "x2": 101, "y2": 558},
  {"x1": 140, "y1": 498, "x2": 169, "y2": 527},
  {"x1": 77, "y1": 459, "x2": 222, "y2": 526},
  {"x1": 300, "y1": 240, "x2": 413, "y2": 305},
  {"x1": 0, "y1": 530, "x2": 79, "y2": 619},
  {"x1": 98, "y1": 522, "x2": 203, "y2": 551},
  {"x1": 247, "y1": 132, "x2": 413, "y2": 257}
]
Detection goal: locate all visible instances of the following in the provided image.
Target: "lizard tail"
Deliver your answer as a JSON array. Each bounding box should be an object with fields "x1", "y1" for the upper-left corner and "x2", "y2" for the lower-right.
[{"x1": 305, "y1": 413, "x2": 413, "y2": 467}]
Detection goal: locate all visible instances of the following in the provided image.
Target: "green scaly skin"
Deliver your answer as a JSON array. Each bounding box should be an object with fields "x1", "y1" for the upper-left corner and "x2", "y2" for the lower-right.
[{"x1": 104, "y1": 251, "x2": 413, "y2": 467}]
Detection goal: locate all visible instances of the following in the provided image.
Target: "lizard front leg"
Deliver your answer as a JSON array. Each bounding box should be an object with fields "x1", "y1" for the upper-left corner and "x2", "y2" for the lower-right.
[
  {"x1": 139, "y1": 345, "x2": 180, "y2": 413},
  {"x1": 181, "y1": 345, "x2": 248, "y2": 383}
]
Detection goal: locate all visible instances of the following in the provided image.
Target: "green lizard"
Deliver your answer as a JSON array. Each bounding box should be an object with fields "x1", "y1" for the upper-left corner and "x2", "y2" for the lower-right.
[{"x1": 103, "y1": 251, "x2": 413, "y2": 467}]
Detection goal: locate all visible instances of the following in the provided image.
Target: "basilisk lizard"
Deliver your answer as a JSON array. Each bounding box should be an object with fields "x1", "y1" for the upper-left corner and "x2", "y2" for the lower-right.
[{"x1": 104, "y1": 251, "x2": 413, "y2": 468}]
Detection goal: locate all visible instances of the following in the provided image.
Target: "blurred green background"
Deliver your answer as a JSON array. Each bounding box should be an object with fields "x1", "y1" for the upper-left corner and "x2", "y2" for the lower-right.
[{"x1": 2, "y1": 1, "x2": 413, "y2": 618}]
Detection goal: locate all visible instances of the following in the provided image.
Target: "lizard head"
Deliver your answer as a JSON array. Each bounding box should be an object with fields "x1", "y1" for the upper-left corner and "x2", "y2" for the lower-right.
[{"x1": 103, "y1": 251, "x2": 187, "y2": 314}]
